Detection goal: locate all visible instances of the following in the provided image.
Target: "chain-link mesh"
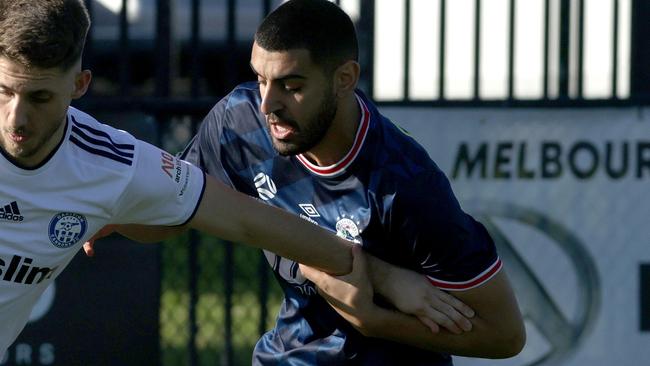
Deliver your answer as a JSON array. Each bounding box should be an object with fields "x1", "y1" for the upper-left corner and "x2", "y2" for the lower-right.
[{"x1": 160, "y1": 231, "x2": 283, "y2": 366}]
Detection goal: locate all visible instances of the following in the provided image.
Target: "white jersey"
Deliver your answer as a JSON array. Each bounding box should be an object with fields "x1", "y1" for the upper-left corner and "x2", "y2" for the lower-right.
[{"x1": 0, "y1": 107, "x2": 205, "y2": 357}]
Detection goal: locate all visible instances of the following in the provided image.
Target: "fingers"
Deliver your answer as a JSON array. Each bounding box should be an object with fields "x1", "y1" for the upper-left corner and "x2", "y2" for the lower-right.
[
  {"x1": 299, "y1": 263, "x2": 329, "y2": 286},
  {"x1": 416, "y1": 315, "x2": 440, "y2": 334},
  {"x1": 420, "y1": 293, "x2": 473, "y2": 334},
  {"x1": 83, "y1": 241, "x2": 95, "y2": 257},
  {"x1": 436, "y1": 290, "x2": 475, "y2": 318},
  {"x1": 82, "y1": 225, "x2": 117, "y2": 258},
  {"x1": 420, "y1": 304, "x2": 466, "y2": 334}
]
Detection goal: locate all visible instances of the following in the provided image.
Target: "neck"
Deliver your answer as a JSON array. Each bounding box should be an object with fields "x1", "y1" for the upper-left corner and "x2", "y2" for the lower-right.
[{"x1": 301, "y1": 94, "x2": 361, "y2": 166}]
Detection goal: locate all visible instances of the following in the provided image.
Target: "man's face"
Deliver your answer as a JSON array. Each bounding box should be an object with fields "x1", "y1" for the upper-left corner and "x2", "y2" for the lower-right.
[
  {"x1": 250, "y1": 43, "x2": 337, "y2": 156},
  {"x1": 0, "y1": 57, "x2": 88, "y2": 167}
]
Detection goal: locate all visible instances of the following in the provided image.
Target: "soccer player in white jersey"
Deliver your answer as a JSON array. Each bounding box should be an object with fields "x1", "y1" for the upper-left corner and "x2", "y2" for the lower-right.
[
  {"x1": 0, "y1": 0, "x2": 350, "y2": 358},
  {"x1": 0, "y1": 0, "x2": 480, "y2": 359}
]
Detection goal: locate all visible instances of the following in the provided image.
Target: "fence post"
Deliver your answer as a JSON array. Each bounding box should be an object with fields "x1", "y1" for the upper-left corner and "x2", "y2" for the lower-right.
[
  {"x1": 357, "y1": 0, "x2": 375, "y2": 98},
  {"x1": 630, "y1": 0, "x2": 650, "y2": 101}
]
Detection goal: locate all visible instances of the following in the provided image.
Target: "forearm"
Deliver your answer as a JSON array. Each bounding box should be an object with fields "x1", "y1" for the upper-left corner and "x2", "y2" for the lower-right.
[
  {"x1": 190, "y1": 175, "x2": 353, "y2": 275},
  {"x1": 360, "y1": 271, "x2": 525, "y2": 358},
  {"x1": 115, "y1": 224, "x2": 186, "y2": 243},
  {"x1": 364, "y1": 304, "x2": 519, "y2": 358}
]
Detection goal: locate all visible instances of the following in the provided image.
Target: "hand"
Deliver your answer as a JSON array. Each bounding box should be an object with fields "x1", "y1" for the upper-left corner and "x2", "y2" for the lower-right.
[
  {"x1": 379, "y1": 263, "x2": 475, "y2": 334},
  {"x1": 299, "y1": 245, "x2": 377, "y2": 333},
  {"x1": 83, "y1": 225, "x2": 117, "y2": 257}
]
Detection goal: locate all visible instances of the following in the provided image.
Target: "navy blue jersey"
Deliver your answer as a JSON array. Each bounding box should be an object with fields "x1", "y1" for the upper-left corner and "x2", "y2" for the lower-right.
[{"x1": 181, "y1": 82, "x2": 501, "y2": 365}]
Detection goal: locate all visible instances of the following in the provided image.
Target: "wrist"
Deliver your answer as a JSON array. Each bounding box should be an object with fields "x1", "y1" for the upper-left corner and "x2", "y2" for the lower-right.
[{"x1": 366, "y1": 254, "x2": 395, "y2": 297}]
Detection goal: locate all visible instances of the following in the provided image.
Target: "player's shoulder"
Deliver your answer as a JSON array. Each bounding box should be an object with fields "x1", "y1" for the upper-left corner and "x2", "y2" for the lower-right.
[
  {"x1": 66, "y1": 107, "x2": 141, "y2": 170},
  {"x1": 359, "y1": 94, "x2": 438, "y2": 181}
]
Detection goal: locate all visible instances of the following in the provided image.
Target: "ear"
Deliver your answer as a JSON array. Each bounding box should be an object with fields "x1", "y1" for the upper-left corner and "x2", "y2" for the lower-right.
[
  {"x1": 71, "y1": 69, "x2": 92, "y2": 99},
  {"x1": 333, "y1": 60, "x2": 360, "y2": 98}
]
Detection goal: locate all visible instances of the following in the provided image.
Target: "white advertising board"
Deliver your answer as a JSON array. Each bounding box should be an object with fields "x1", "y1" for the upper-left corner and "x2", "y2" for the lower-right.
[{"x1": 381, "y1": 106, "x2": 650, "y2": 366}]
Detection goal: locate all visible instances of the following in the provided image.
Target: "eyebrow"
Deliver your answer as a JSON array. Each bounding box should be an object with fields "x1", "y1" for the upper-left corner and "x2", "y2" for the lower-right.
[
  {"x1": 0, "y1": 83, "x2": 53, "y2": 94},
  {"x1": 249, "y1": 63, "x2": 307, "y2": 82}
]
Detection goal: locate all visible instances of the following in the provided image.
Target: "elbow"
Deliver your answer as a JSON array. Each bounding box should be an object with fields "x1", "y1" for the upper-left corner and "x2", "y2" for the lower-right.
[{"x1": 490, "y1": 323, "x2": 526, "y2": 358}]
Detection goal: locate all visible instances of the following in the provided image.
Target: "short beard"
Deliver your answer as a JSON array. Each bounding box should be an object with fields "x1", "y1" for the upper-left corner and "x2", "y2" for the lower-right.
[{"x1": 270, "y1": 89, "x2": 338, "y2": 156}]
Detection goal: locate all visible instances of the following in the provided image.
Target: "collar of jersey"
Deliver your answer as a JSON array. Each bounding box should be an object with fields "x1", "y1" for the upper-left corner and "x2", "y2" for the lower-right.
[
  {"x1": 0, "y1": 115, "x2": 68, "y2": 175},
  {"x1": 295, "y1": 93, "x2": 370, "y2": 178}
]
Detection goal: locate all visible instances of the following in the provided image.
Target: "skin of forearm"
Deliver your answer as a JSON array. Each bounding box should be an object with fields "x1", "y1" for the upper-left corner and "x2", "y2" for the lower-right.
[
  {"x1": 190, "y1": 175, "x2": 353, "y2": 275},
  {"x1": 363, "y1": 305, "x2": 522, "y2": 358},
  {"x1": 360, "y1": 271, "x2": 525, "y2": 358},
  {"x1": 116, "y1": 224, "x2": 185, "y2": 243},
  {"x1": 365, "y1": 254, "x2": 393, "y2": 296}
]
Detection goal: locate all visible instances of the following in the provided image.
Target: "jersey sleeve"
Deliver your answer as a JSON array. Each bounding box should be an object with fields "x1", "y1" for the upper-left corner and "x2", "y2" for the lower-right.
[
  {"x1": 392, "y1": 169, "x2": 501, "y2": 291},
  {"x1": 180, "y1": 97, "x2": 235, "y2": 187},
  {"x1": 113, "y1": 140, "x2": 206, "y2": 226}
]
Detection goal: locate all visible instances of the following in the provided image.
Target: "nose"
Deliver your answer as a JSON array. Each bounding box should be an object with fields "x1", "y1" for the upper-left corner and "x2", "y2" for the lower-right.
[
  {"x1": 6, "y1": 97, "x2": 28, "y2": 130},
  {"x1": 259, "y1": 83, "x2": 282, "y2": 116}
]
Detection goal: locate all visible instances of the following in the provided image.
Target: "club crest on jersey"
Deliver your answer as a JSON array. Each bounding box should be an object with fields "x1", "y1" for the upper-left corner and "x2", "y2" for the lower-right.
[
  {"x1": 48, "y1": 212, "x2": 87, "y2": 248},
  {"x1": 335, "y1": 217, "x2": 362, "y2": 243}
]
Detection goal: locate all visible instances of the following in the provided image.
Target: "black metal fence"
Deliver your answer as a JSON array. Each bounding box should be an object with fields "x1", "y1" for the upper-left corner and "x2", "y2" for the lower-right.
[{"x1": 72, "y1": 1, "x2": 650, "y2": 365}]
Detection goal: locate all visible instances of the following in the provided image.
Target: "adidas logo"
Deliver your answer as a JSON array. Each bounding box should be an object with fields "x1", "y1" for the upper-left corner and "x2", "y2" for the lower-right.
[{"x1": 0, "y1": 201, "x2": 24, "y2": 222}]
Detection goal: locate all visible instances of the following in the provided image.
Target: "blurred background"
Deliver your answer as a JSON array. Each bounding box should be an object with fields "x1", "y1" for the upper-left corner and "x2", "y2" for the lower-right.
[{"x1": 2, "y1": 0, "x2": 649, "y2": 365}]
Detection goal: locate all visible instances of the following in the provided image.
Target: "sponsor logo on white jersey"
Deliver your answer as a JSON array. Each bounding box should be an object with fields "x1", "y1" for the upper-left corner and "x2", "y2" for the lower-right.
[
  {"x1": 0, "y1": 201, "x2": 24, "y2": 222},
  {"x1": 254, "y1": 172, "x2": 277, "y2": 201},
  {"x1": 299, "y1": 203, "x2": 321, "y2": 218},
  {"x1": 48, "y1": 213, "x2": 87, "y2": 248},
  {"x1": 0, "y1": 255, "x2": 58, "y2": 285}
]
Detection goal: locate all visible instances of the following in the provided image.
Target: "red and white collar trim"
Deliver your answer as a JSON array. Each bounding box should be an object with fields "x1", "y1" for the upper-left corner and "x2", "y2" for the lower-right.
[{"x1": 295, "y1": 94, "x2": 370, "y2": 177}]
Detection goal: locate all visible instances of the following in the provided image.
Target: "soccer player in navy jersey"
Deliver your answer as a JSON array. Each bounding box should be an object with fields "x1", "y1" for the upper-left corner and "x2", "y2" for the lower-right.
[
  {"x1": 171, "y1": 0, "x2": 526, "y2": 364},
  {"x1": 0, "y1": 0, "x2": 398, "y2": 359}
]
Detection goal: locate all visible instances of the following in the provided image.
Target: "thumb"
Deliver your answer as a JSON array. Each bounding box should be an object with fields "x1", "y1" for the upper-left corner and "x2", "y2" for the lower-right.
[
  {"x1": 83, "y1": 240, "x2": 95, "y2": 257},
  {"x1": 299, "y1": 263, "x2": 326, "y2": 283}
]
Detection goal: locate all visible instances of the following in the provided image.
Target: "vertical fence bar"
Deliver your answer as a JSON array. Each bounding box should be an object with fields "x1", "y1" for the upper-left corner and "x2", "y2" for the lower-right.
[
  {"x1": 188, "y1": 1, "x2": 202, "y2": 363},
  {"x1": 543, "y1": 0, "x2": 550, "y2": 99},
  {"x1": 576, "y1": 0, "x2": 584, "y2": 98},
  {"x1": 630, "y1": 0, "x2": 650, "y2": 100},
  {"x1": 188, "y1": 230, "x2": 200, "y2": 366},
  {"x1": 559, "y1": 0, "x2": 571, "y2": 99},
  {"x1": 507, "y1": 0, "x2": 515, "y2": 100},
  {"x1": 155, "y1": 0, "x2": 172, "y2": 98},
  {"x1": 263, "y1": 0, "x2": 272, "y2": 15},
  {"x1": 119, "y1": 0, "x2": 131, "y2": 96},
  {"x1": 403, "y1": 0, "x2": 411, "y2": 101},
  {"x1": 222, "y1": 3, "x2": 237, "y2": 363},
  {"x1": 225, "y1": 0, "x2": 238, "y2": 92},
  {"x1": 438, "y1": 0, "x2": 446, "y2": 99},
  {"x1": 83, "y1": 0, "x2": 94, "y2": 96},
  {"x1": 611, "y1": 0, "x2": 619, "y2": 99},
  {"x1": 191, "y1": 0, "x2": 202, "y2": 98},
  {"x1": 473, "y1": 0, "x2": 481, "y2": 99},
  {"x1": 223, "y1": 242, "x2": 234, "y2": 366},
  {"x1": 358, "y1": 0, "x2": 375, "y2": 97},
  {"x1": 258, "y1": 253, "x2": 269, "y2": 336}
]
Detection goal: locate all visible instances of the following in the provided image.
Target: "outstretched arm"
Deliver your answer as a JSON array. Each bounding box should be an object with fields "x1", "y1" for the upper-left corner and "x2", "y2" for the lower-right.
[
  {"x1": 86, "y1": 174, "x2": 353, "y2": 275},
  {"x1": 301, "y1": 246, "x2": 525, "y2": 358},
  {"x1": 188, "y1": 174, "x2": 353, "y2": 275}
]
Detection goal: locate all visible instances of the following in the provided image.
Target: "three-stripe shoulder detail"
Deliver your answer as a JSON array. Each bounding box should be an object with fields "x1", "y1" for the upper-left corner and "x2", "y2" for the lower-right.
[{"x1": 69, "y1": 116, "x2": 135, "y2": 166}]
